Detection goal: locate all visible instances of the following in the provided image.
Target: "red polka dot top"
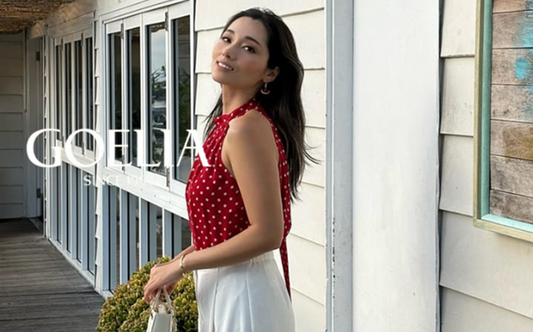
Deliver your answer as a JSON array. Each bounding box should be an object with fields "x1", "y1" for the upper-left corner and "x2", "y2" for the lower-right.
[{"x1": 185, "y1": 98, "x2": 292, "y2": 296}]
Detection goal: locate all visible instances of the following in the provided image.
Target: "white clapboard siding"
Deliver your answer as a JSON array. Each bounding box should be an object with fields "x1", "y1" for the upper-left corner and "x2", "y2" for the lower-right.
[
  {"x1": 0, "y1": 132, "x2": 24, "y2": 149},
  {"x1": 440, "y1": 0, "x2": 476, "y2": 57},
  {"x1": 0, "y1": 42, "x2": 23, "y2": 58},
  {"x1": 0, "y1": 95, "x2": 23, "y2": 112},
  {"x1": 286, "y1": 234, "x2": 326, "y2": 305},
  {"x1": 0, "y1": 77, "x2": 23, "y2": 95},
  {"x1": 301, "y1": 128, "x2": 325, "y2": 187},
  {"x1": 440, "y1": 211, "x2": 533, "y2": 319},
  {"x1": 195, "y1": 10, "x2": 324, "y2": 73},
  {"x1": 0, "y1": 33, "x2": 24, "y2": 219},
  {"x1": 302, "y1": 69, "x2": 326, "y2": 129},
  {"x1": 0, "y1": 168, "x2": 24, "y2": 186},
  {"x1": 292, "y1": 289, "x2": 326, "y2": 332},
  {"x1": 0, "y1": 186, "x2": 23, "y2": 204},
  {"x1": 442, "y1": 289, "x2": 533, "y2": 332},
  {"x1": 439, "y1": 135, "x2": 474, "y2": 216},
  {"x1": 292, "y1": 183, "x2": 325, "y2": 245},
  {"x1": 0, "y1": 204, "x2": 23, "y2": 219},
  {"x1": 0, "y1": 58, "x2": 23, "y2": 76},
  {"x1": 194, "y1": 71, "x2": 326, "y2": 130},
  {"x1": 195, "y1": 29, "x2": 223, "y2": 74},
  {"x1": 441, "y1": 57, "x2": 475, "y2": 136},
  {"x1": 283, "y1": 11, "x2": 324, "y2": 69},
  {"x1": 195, "y1": 0, "x2": 323, "y2": 31},
  {"x1": 194, "y1": 73, "x2": 221, "y2": 116}
]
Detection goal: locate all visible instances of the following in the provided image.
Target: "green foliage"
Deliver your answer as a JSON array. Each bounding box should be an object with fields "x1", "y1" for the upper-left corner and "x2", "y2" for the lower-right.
[{"x1": 97, "y1": 256, "x2": 198, "y2": 332}]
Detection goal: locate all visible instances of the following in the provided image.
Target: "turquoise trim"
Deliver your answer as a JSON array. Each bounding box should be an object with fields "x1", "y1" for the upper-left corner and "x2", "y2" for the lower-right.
[
  {"x1": 478, "y1": 0, "x2": 533, "y2": 237},
  {"x1": 482, "y1": 214, "x2": 533, "y2": 233},
  {"x1": 480, "y1": 0, "x2": 492, "y2": 216}
]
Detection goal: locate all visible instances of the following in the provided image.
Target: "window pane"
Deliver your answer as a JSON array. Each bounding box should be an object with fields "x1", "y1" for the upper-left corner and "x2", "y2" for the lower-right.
[
  {"x1": 172, "y1": 214, "x2": 191, "y2": 257},
  {"x1": 74, "y1": 41, "x2": 83, "y2": 146},
  {"x1": 128, "y1": 28, "x2": 141, "y2": 166},
  {"x1": 65, "y1": 43, "x2": 72, "y2": 139},
  {"x1": 76, "y1": 169, "x2": 81, "y2": 262},
  {"x1": 87, "y1": 176, "x2": 96, "y2": 274},
  {"x1": 55, "y1": 45, "x2": 62, "y2": 139},
  {"x1": 86, "y1": 38, "x2": 94, "y2": 151},
  {"x1": 173, "y1": 16, "x2": 192, "y2": 182},
  {"x1": 147, "y1": 23, "x2": 167, "y2": 175},
  {"x1": 108, "y1": 186, "x2": 120, "y2": 291},
  {"x1": 109, "y1": 33, "x2": 122, "y2": 162},
  {"x1": 55, "y1": 166, "x2": 61, "y2": 242},
  {"x1": 66, "y1": 164, "x2": 71, "y2": 252}
]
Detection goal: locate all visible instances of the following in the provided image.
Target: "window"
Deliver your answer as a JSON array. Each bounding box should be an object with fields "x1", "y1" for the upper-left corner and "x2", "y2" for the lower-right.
[
  {"x1": 86, "y1": 38, "x2": 95, "y2": 151},
  {"x1": 55, "y1": 44, "x2": 62, "y2": 139},
  {"x1": 65, "y1": 43, "x2": 72, "y2": 140},
  {"x1": 147, "y1": 22, "x2": 167, "y2": 175},
  {"x1": 109, "y1": 32, "x2": 123, "y2": 164},
  {"x1": 474, "y1": 0, "x2": 533, "y2": 241},
  {"x1": 173, "y1": 16, "x2": 192, "y2": 183},
  {"x1": 99, "y1": 3, "x2": 194, "y2": 292},
  {"x1": 74, "y1": 40, "x2": 83, "y2": 147},
  {"x1": 127, "y1": 28, "x2": 141, "y2": 166}
]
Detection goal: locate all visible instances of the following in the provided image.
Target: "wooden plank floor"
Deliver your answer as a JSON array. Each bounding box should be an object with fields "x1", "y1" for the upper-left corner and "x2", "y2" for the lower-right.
[{"x1": 0, "y1": 219, "x2": 104, "y2": 332}]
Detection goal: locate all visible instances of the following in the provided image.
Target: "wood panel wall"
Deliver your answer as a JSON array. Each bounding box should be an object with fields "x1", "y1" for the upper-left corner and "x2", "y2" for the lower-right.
[{"x1": 491, "y1": 0, "x2": 533, "y2": 224}]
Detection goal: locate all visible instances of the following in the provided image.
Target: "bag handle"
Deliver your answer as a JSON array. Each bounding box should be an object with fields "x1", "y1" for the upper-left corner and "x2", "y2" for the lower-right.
[{"x1": 150, "y1": 288, "x2": 175, "y2": 315}]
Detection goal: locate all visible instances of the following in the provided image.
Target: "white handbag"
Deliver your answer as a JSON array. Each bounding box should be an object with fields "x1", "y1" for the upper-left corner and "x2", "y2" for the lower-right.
[{"x1": 146, "y1": 288, "x2": 177, "y2": 332}]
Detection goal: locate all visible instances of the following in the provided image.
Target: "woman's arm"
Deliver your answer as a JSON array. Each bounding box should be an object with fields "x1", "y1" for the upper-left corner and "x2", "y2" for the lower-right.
[{"x1": 181, "y1": 110, "x2": 284, "y2": 272}]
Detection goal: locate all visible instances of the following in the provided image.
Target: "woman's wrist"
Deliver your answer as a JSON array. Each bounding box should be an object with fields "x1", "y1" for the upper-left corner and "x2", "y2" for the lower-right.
[{"x1": 179, "y1": 254, "x2": 189, "y2": 275}]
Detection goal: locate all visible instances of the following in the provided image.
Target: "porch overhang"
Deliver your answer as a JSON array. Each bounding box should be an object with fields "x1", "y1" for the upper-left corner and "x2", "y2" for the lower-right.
[{"x1": 0, "y1": 0, "x2": 76, "y2": 34}]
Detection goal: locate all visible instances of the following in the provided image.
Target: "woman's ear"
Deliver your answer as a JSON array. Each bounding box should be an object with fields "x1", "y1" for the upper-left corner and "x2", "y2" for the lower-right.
[{"x1": 264, "y1": 66, "x2": 280, "y2": 83}]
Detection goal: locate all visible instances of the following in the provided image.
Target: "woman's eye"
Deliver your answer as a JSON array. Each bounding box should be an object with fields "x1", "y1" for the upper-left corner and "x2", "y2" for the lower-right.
[
  {"x1": 221, "y1": 36, "x2": 230, "y2": 42},
  {"x1": 243, "y1": 46, "x2": 255, "y2": 53}
]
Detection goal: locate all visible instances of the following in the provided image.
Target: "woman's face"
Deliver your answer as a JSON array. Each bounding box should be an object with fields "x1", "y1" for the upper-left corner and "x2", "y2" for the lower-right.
[{"x1": 211, "y1": 17, "x2": 275, "y2": 91}]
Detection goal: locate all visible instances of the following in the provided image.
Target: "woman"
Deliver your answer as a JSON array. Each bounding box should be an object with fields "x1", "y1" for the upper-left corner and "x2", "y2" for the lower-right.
[{"x1": 143, "y1": 8, "x2": 312, "y2": 332}]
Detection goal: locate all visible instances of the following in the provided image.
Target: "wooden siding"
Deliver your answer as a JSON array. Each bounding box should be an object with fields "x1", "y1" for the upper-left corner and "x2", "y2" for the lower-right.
[
  {"x1": 439, "y1": 135, "x2": 474, "y2": 215},
  {"x1": 441, "y1": 57, "x2": 475, "y2": 136},
  {"x1": 440, "y1": 0, "x2": 476, "y2": 57},
  {"x1": 440, "y1": 0, "x2": 533, "y2": 328},
  {"x1": 490, "y1": 7, "x2": 533, "y2": 224},
  {"x1": 493, "y1": 0, "x2": 533, "y2": 13},
  {"x1": 442, "y1": 288, "x2": 533, "y2": 332},
  {"x1": 440, "y1": 211, "x2": 533, "y2": 319},
  {"x1": 0, "y1": 33, "x2": 24, "y2": 219}
]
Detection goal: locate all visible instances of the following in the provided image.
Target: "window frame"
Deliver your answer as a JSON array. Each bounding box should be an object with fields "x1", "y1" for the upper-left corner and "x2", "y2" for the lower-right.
[
  {"x1": 168, "y1": 5, "x2": 195, "y2": 194},
  {"x1": 103, "y1": 1, "x2": 194, "y2": 195},
  {"x1": 52, "y1": 29, "x2": 95, "y2": 161},
  {"x1": 142, "y1": 8, "x2": 168, "y2": 188},
  {"x1": 124, "y1": 16, "x2": 144, "y2": 179},
  {"x1": 473, "y1": 0, "x2": 533, "y2": 242}
]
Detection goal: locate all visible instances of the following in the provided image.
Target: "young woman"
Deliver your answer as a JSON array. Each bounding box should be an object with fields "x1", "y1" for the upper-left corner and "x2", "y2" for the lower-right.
[{"x1": 143, "y1": 8, "x2": 312, "y2": 331}]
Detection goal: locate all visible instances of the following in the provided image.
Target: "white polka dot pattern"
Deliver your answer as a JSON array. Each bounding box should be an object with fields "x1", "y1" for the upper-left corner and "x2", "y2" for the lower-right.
[{"x1": 185, "y1": 98, "x2": 292, "y2": 295}]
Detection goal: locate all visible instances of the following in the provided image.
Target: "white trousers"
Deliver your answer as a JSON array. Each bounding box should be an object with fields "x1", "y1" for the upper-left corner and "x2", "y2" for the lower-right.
[{"x1": 193, "y1": 251, "x2": 295, "y2": 332}]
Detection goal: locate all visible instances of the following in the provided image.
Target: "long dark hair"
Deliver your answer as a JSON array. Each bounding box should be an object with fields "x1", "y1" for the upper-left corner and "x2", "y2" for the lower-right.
[{"x1": 204, "y1": 8, "x2": 315, "y2": 200}]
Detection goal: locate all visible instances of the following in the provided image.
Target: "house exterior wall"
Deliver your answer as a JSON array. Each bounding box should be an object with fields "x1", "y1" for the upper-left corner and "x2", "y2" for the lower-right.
[
  {"x1": 0, "y1": 33, "x2": 25, "y2": 219},
  {"x1": 440, "y1": 0, "x2": 533, "y2": 330}
]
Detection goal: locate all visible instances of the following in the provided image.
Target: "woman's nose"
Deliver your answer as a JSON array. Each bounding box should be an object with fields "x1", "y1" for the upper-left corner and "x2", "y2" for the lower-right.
[{"x1": 221, "y1": 44, "x2": 236, "y2": 59}]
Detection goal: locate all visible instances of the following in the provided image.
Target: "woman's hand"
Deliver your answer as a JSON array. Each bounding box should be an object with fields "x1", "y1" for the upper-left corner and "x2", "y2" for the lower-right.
[{"x1": 143, "y1": 260, "x2": 184, "y2": 303}]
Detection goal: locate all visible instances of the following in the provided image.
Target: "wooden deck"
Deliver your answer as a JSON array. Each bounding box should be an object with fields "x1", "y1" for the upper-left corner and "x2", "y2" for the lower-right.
[{"x1": 0, "y1": 219, "x2": 104, "y2": 332}]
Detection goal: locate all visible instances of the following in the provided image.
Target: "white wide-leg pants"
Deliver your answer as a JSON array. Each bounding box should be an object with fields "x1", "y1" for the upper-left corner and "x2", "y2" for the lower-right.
[{"x1": 193, "y1": 251, "x2": 295, "y2": 332}]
